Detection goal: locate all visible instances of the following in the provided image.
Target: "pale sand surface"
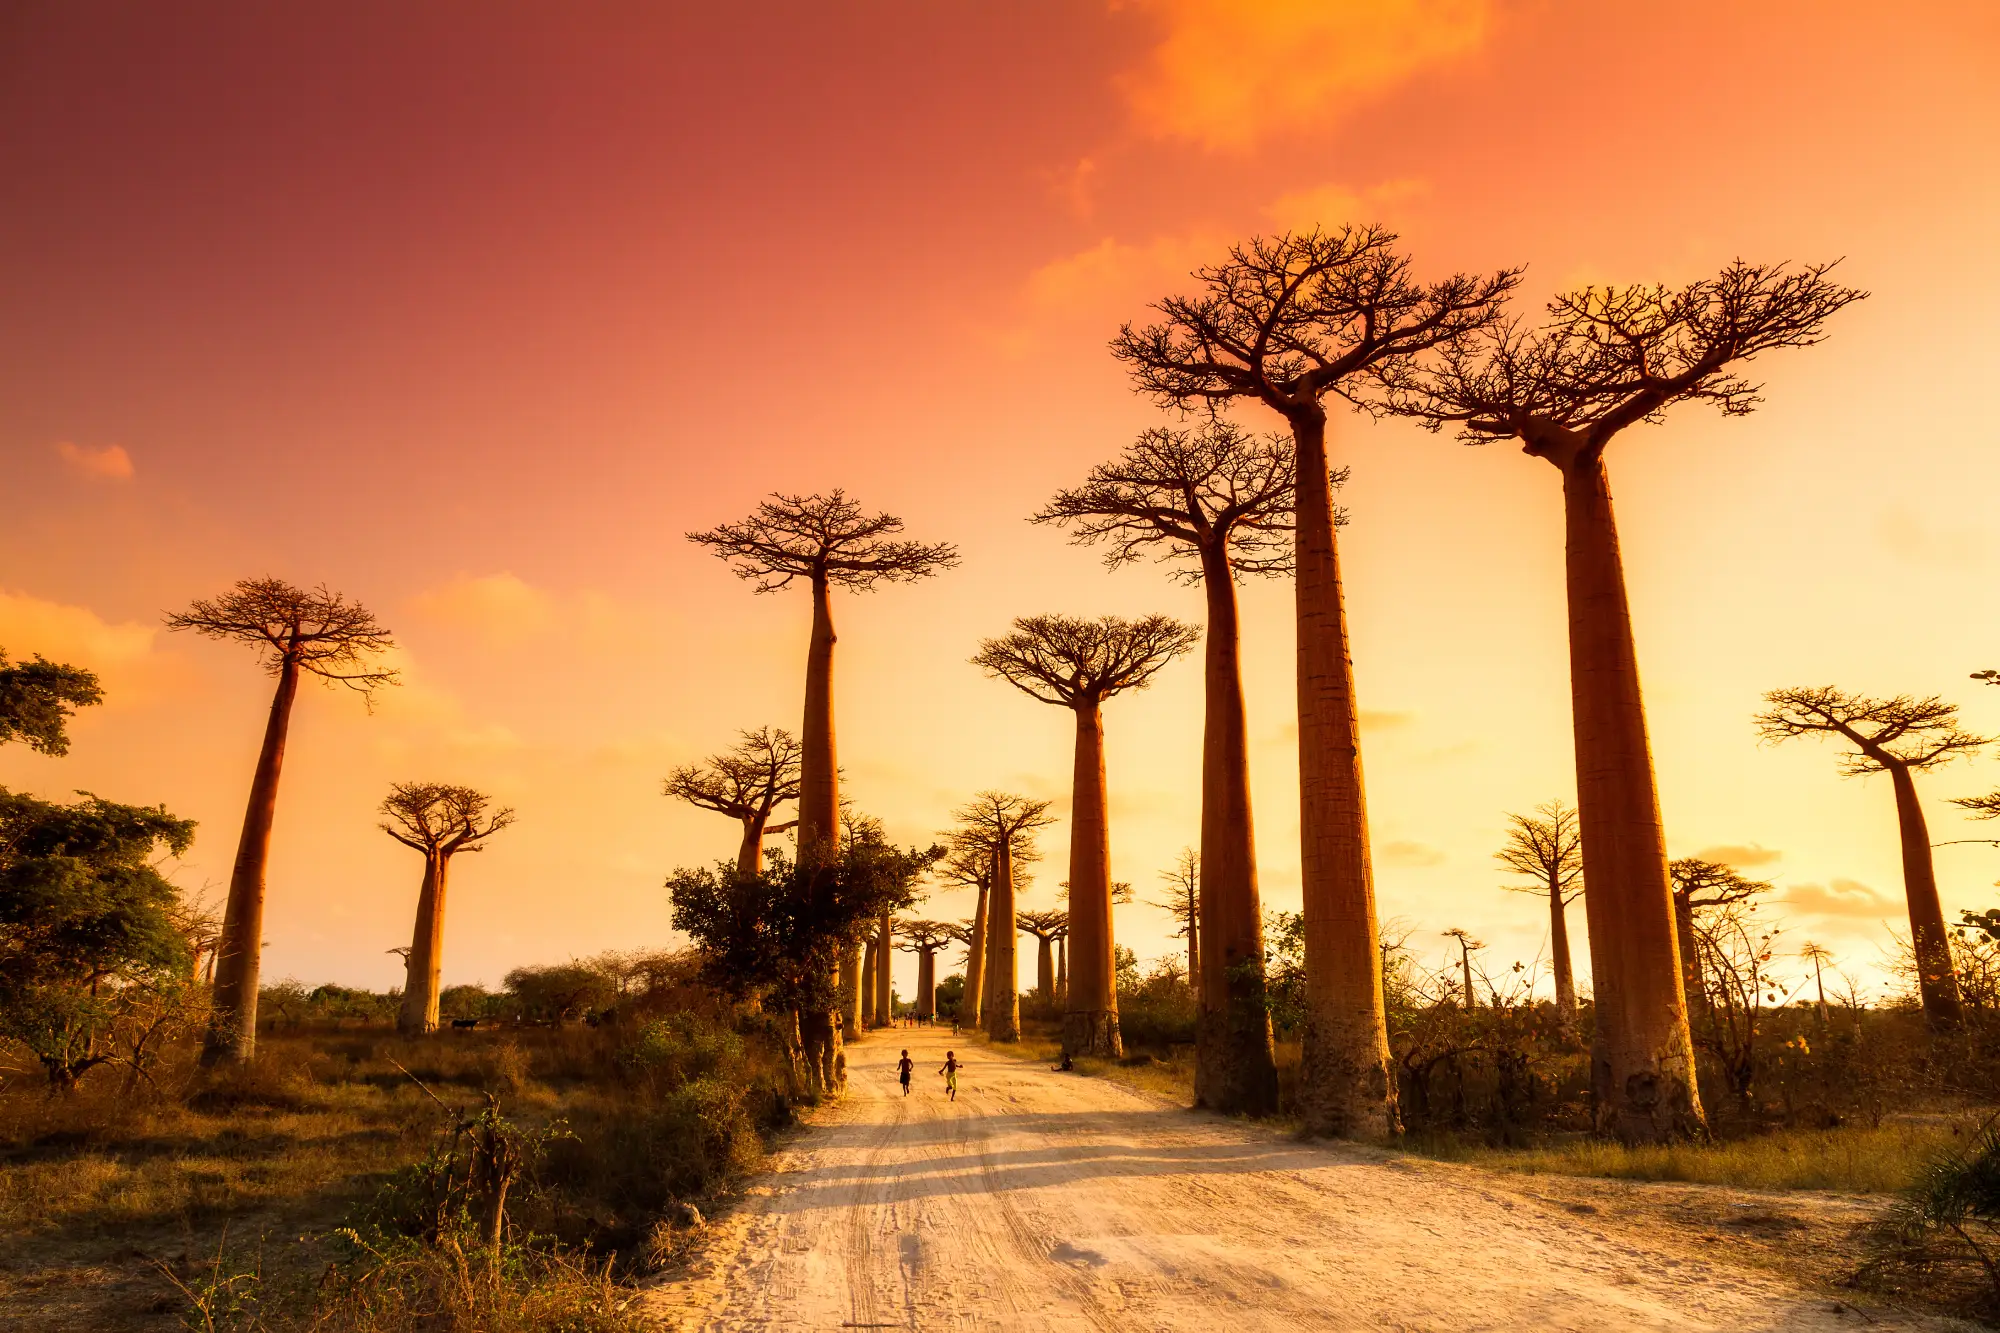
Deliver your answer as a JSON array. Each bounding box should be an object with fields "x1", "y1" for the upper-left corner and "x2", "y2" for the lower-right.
[{"x1": 648, "y1": 1027, "x2": 1952, "y2": 1331}]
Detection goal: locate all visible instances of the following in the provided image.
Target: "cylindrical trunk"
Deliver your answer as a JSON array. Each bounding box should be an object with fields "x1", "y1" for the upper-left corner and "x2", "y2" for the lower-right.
[
  {"x1": 917, "y1": 948, "x2": 936, "y2": 1019},
  {"x1": 1195, "y1": 545, "x2": 1277, "y2": 1114},
  {"x1": 1036, "y1": 935, "x2": 1054, "y2": 1003},
  {"x1": 875, "y1": 912, "x2": 893, "y2": 1025},
  {"x1": 1057, "y1": 934, "x2": 1067, "y2": 1004},
  {"x1": 1672, "y1": 890, "x2": 1705, "y2": 1017},
  {"x1": 1462, "y1": 952, "x2": 1477, "y2": 1010},
  {"x1": 1550, "y1": 879, "x2": 1577, "y2": 1021},
  {"x1": 963, "y1": 882, "x2": 988, "y2": 1028},
  {"x1": 1063, "y1": 701, "x2": 1120, "y2": 1056},
  {"x1": 859, "y1": 939, "x2": 878, "y2": 1027},
  {"x1": 736, "y1": 812, "x2": 768, "y2": 878},
  {"x1": 798, "y1": 573, "x2": 845, "y2": 1086},
  {"x1": 987, "y1": 840, "x2": 1020, "y2": 1041},
  {"x1": 1560, "y1": 452, "x2": 1703, "y2": 1143},
  {"x1": 841, "y1": 943, "x2": 863, "y2": 1039},
  {"x1": 203, "y1": 656, "x2": 301, "y2": 1066},
  {"x1": 1889, "y1": 763, "x2": 1963, "y2": 1025},
  {"x1": 1288, "y1": 409, "x2": 1395, "y2": 1137},
  {"x1": 398, "y1": 850, "x2": 450, "y2": 1035}
]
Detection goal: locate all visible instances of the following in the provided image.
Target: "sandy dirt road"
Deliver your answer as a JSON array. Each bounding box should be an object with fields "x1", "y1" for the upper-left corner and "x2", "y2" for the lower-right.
[{"x1": 652, "y1": 1028, "x2": 1942, "y2": 1332}]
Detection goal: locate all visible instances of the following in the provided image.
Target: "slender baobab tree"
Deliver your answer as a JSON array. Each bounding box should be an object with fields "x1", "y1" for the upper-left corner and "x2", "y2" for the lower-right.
[
  {"x1": 1442, "y1": 929, "x2": 1485, "y2": 1009},
  {"x1": 1037, "y1": 422, "x2": 1303, "y2": 1112},
  {"x1": 1115, "y1": 228, "x2": 1516, "y2": 1136},
  {"x1": 937, "y1": 844, "x2": 993, "y2": 1028},
  {"x1": 898, "y1": 920, "x2": 955, "y2": 1020},
  {"x1": 664, "y1": 727, "x2": 801, "y2": 876},
  {"x1": 167, "y1": 580, "x2": 397, "y2": 1064},
  {"x1": 1052, "y1": 912, "x2": 1070, "y2": 1003},
  {"x1": 974, "y1": 615, "x2": 1198, "y2": 1055},
  {"x1": 1667, "y1": 858, "x2": 1770, "y2": 1016},
  {"x1": 1755, "y1": 687, "x2": 1989, "y2": 1026},
  {"x1": 1148, "y1": 848, "x2": 1201, "y2": 990},
  {"x1": 949, "y1": 791, "x2": 1056, "y2": 1043},
  {"x1": 1408, "y1": 261, "x2": 1863, "y2": 1141},
  {"x1": 690, "y1": 492, "x2": 957, "y2": 1089},
  {"x1": 1017, "y1": 908, "x2": 1067, "y2": 1004},
  {"x1": 859, "y1": 935, "x2": 879, "y2": 1026},
  {"x1": 873, "y1": 910, "x2": 893, "y2": 1025},
  {"x1": 1495, "y1": 801, "x2": 1583, "y2": 1023},
  {"x1": 380, "y1": 783, "x2": 515, "y2": 1035}
]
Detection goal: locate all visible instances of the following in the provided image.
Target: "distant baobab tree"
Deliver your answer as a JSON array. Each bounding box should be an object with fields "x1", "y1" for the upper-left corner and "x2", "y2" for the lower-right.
[
  {"x1": 1407, "y1": 261, "x2": 1863, "y2": 1142},
  {"x1": 937, "y1": 844, "x2": 993, "y2": 1028},
  {"x1": 1114, "y1": 227, "x2": 1516, "y2": 1137},
  {"x1": 1038, "y1": 422, "x2": 1305, "y2": 1113},
  {"x1": 664, "y1": 727, "x2": 801, "y2": 876},
  {"x1": 949, "y1": 791, "x2": 1056, "y2": 1043},
  {"x1": 860, "y1": 933, "x2": 879, "y2": 1027},
  {"x1": 1495, "y1": 801, "x2": 1583, "y2": 1023},
  {"x1": 873, "y1": 910, "x2": 893, "y2": 1027},
  {"x1": 1147, "y1": 848, "x2": 1201, "y2": 995},
  {"x1": 1442, "y1": 928, "x2": 1485, "y2": 1010},
  {"x1": 166, "y1": 579, "x2": 397, "y2": 1064},
  {"x1": 974, "y1": 614, "x2": 1198, "y2": 1055},
  {"x1": 897, "y1": 920, "x2": 955, "y2": 1021},
  {"x1": 380, "y1": 783, "x2": 515, "y2": 1035},
  {"x1": 0, "y1": 648, "x2": 103, "y2": 755},
  {"x1": 1016, "y1": 908, "x2": 1067, "y2": 1003},
  {"x1": 1755, "y1": 686, "x2": 1990, "y2": 1027},
  {"x1": 1667, "y1": 858, "x2": 1770, "y2": 1016},
  {"x1": 690, "y1": 491, "x2": 957, "y2": 1088}
]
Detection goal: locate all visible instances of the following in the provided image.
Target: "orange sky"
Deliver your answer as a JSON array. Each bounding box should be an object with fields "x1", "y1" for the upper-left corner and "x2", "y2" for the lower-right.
[{"x1": 4, "y1": 1, "x2": 1998, "y2": 1002}]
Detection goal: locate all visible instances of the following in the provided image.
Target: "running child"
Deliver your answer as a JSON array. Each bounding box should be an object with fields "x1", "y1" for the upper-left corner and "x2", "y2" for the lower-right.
[
  {"x1": 896, "y1": 1049, "x2": 914, "y2": 1096},
  {"x1": 938, "y1": 1050, "x2": 961, "y2": 1102}
]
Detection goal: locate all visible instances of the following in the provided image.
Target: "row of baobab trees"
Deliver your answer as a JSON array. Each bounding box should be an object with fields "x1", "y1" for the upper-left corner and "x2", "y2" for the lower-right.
[{"x1": 159, "y1": 224, "x2": 1994, "y2": 1149}]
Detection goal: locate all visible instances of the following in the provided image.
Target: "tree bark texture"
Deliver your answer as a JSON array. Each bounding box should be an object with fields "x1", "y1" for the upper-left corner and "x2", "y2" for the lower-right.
[
  {"x1": 916, "y1": 948, "x2": 936, "y2": 1019},
  {"x1": 1064, "y1": 701, "x2": 1120, "y2": 1057},
  {"x1": 798, "y1": 573, "x2": 845, "y2": 1089},
  {"x1": 1560, "y1": 453, "x2": 1703, "y2": 1142},
  {"x1": 203, "y1": 656, "x2": 301, "y2": 1066},
  {"x1": 859, "y1": 940, "x2": 878, "y2": 1027},
  {"x1": 987, "y1": 839, "x2": 1021, "y2": 1042},
  {"x1": 963, "y1": 883, "x2": 988, "y2": 1028},
  {"x1": 874, "y1": 912, "x2": 893, "y2": 1025},
  {"x1": 1288, "y1": 409, "x2": 1395, "y2": 1137},
  {"x1": 1888, "y1": 763, "x2": 1964, "y2": 1025},
  {"x1": 398, "y1": 850, "x2": 450, "y2": 1034},
  {"x1": 1195, "y1": 546, "x2": 1278, "y2": 1114}
]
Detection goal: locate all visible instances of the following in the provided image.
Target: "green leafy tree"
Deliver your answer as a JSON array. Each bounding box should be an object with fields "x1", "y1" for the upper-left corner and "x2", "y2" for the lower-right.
[{"x1": 0, "y1": 650, "x2": 104, "y2": 755}]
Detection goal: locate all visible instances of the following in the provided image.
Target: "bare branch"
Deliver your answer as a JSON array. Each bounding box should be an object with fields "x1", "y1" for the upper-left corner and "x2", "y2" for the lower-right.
[
  {"x1": 166, "y1": 578, "x2": 399, "y2": 699},
  {"x1": 972, "y1": 614, "x2": 1199, "y2": 708},
  {"x1": 687, "y1": 490, "x2": 959, "y2": 593},
  {"x1": 664, "y1": 726, "x2": 803, "y2": 826},
  {"x1": 379, "y1": 782, "x2": 516, "y2": 857},
  {"x1": 1494, "y1": 799, "x2": 1584, "y2": 904},
  {"x1": 1754, "y1": 685, "x2": 1992, "y2": 775}
]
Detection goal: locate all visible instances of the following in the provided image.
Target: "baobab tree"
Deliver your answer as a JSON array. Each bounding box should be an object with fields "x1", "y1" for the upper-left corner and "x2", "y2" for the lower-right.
[
  {"x1": 974, "y1": 615, "x2": 1198, "y2": 1055},
  {"x1": 1442, "y1": 929, "x2": 1485, "y2": 1010},
  {"x1": 689, "y1": 492, "x2": 957, "y2": 1085},
  {"x1": 1037, "y1": 423, "x2": 1304, "y2": 1112},
  {"x1": 1407, "y1": 261, "x2": 1863, "y2": 1141},
  {"x1": 664, "y1": 727, "x2": 801, "y2": 876},
  {"x1": 859, "y1": 935, "x2": 879, "y2": 1026},
  {"x1": 166, "y1": 580, "x2": 397, "y2": 1064},
  {"x1": 873, "y1": 910, "x2": 893, "y2": 1026},
  {"x1": 380, "y1": 783, "x2": 515, "y2": 1035},
  {"x1": 897, "y1": 920, "x2": 956, "y2": 1020},
  {"x1": 1016, "y1": 908, "x2": 1067, "y2": 1004},
  {"x1": 1755, "y1": 687, "x2": 1990, "y2": 1026},
  {"x1": 1147, "y1": 848, "x2": 1201, "y2": 992},
  {"x1": 949, "y1": 791, "x2": 1056, "y2": 1043},
  {"x1": 1115, "y1": 228, "x2": 1515, "y2": 1136},
  {"x1": 1667, "y1": 858, "x2": 1770, "y2": 1016},
  {"x1": 937, "y1": 843, "x2": 992, "y2": 1028},
  {"x1": 0, "y1": 649, "x2": 103, "y2": 755},
  {"x1": 1495, "y1": 801, "x2": 1583, "y2": 1023}
]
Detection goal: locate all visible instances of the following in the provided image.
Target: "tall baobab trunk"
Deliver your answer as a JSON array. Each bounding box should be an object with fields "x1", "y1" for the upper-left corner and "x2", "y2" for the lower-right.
[
  {"x1": 1671, "y1": 889, "x2": 1704, "y2": 1018},
  {"x1": 1560, "y1": 452, "x2": 1702, "y2": 1142},
  {"x1": 203, "y1": 656, "x2": 301, "y2": 1065},
  {"x1": 1888, "y1": 762, "x2": 1963, "y2": 1025},
  {"x1": 1056, "y1": 934, "x2": 1067, "y2": 1004},
  {"x1": 798, "y1": 572, "x2": 845, "y2": 1092},
  {"x1": 874, "y1": 912, "x2": 893, "y2": 1025},
  {"x1": 1288, "y1": 409, "x2": 1395, "y2": 1136},
  {"x1": 398, "y1": 850, "x2": 450, "y2": 1034},
  {"x1": 1460, "y1": 946, "x2": 1477, "y2": 1010},
  {"x1": 1035, "y1": 935, "x2": 1054, "y2": 1003},
  {"x1": 1065, "y1": 701, "x2": 1120, "y2": 1056},
  {"x1": 963, "y1": 882, "x2": 988, "y2": 1028},
  {"x1": 1550, "y1": 873, "x2": 1578, "y2": 1022},
  {"x1": 917, "y1": 948, "x2": 937, "y2": 1019},
  {"x1": 841, "y1": 947, "x2": 863, "y2": 1039},
  {"x1": 736, "y1": 812, "x2": 770, "y2": 877},
  {"x1": 987, "y1": 839, "x2": 1020, "y2": 1042},
  {"x1": 1196, "y1": 544, "x2": 1277, "y2": 1114},
  {"x1": 859, "y1": 939, "x2": 878, "y2": 1027}
]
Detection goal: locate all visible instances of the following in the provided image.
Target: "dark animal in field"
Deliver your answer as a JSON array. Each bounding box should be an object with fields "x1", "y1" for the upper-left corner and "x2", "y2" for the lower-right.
[{"x1": 450, "y1": 1017, "x2": 480, "y2": 1030}]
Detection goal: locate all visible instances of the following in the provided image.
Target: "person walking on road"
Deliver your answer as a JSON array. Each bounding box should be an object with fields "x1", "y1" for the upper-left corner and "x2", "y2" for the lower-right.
[
  {"x1": 939, "y1": 1050, "x2": 961, "y2": 1102},
  {"x1": 897, "y1": 1049, "x2": 914, "y2": 1095}
]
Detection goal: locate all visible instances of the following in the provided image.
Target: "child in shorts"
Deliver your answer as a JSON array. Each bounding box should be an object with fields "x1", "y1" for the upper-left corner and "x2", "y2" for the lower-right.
[
  {"x1": 938, "y1": 1051, "x2": 960, "y2": 1101},
  {"x1": 896, "y1": 1049, "x2": 914, "y2": 1095}
]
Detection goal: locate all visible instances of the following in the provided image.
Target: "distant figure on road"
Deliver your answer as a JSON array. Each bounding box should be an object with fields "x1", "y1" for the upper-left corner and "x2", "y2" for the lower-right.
[
  {"x1": 1052, "y1": 1049, "x2": 1073, "y2": 1072},
  {"x1": 897, "y1": 1049, "x2": 914, "y2": 1095},
  {"x1": 939, "y1": 1050, "x2": 961, "y2": 1101}
]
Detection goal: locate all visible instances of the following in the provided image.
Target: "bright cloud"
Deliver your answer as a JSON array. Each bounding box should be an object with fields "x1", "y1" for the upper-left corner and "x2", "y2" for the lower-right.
[
  {"x1": 1381, "y1": 839, "x2": 1446, "y2": 868},
  {"x1": 0, "y1": 588, "x2": 156, "y2": 672},
  {"x1": 408, "y1": 573, "x2": 556, "y2": 642},
  {"x1": 1119, "y1": 0, "x2": 1492, "y2": 150},
  {"x1": 55, "y1": 441, "x2": 134, "y2": 481},
  {"x1": 1263, "y1": 179, "x2": 1431, "y2": 233},
  {"x1": 1785, "y1": 878, "x2": 1899, "y2": 920},
  {"x1": 1693, "y1": 843, "x2": 1783, "y2": 869}
]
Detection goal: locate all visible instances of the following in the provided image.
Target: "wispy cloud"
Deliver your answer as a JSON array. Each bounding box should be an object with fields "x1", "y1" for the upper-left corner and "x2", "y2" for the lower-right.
[
  {"x1": 1693, "y1": 843, "x2": 1783, "y2": 869},
  {"x1": 1380, "y1": 839, "x2": 1445, "y2": 868},
  {"x1": 1785, "y1": 878, "x2": 1898, "y2": 920},
  {"x1": 55, "y1": 441, "x2": 134, "y2": 481}
]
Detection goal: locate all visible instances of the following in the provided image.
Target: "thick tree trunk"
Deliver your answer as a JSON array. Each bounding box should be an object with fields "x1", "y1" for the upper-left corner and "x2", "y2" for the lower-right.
[
  {"x1": 874, "y1": 912, "x2": 893, "y2": 1025},
  {"x1": 963, "y1": 882, "x2": 988, "y2": 1028},
  {"x1": 987, "y1": 841, "x2": 1020, "y2": 1041},
  {"x1": 1056, "y1": 935, "x2": 1067, "y2": 1004},
  {"x1": 841, "y1": 944, "x2": 863, "y2": 1040},
  {"x1": 1559, "y1": 451, "x2": 1703, "y2": 1143},
  {"x1": 399, "y1": 850, "x2": 450, "y2": 1035},
  {"x1": 1550, "y1": 880, "x2": 1577, "y2": 1022},
  {"x1": 203, "y1": 656, "x2": 301, "y2": 1066},
  {"x1": 859, "y1": 939, "x2": 878, "y2": 1027},
  {"x1": 1035, "y1": 935, "x2": 1054, "y2": 1003},
  {"x1": 1287, "y1": 408, "x2": 1395, "y2": 1137},
  {"x1": 1889, "y1": 763, "x2": 1963, "y2": 1025},
  {"x1": 798, "y1": 573, "x2": 845, "y2": 1088},
  {"x1": 1672, "y1": 890, "x2": 1705, "y2": 1017},
  {"x1": 1195, "y1": 546, "x2": 1278, "y2": 1114},
  {"x1": 736, "y1": 812, "x2": 768, "y2": 878},
  {"x1": 1064, "y1": 701, "x2": 1120, "y2": 1057},
  {"x1": 917, "y1": 948, "x2": 936, "y2": 1019}
]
